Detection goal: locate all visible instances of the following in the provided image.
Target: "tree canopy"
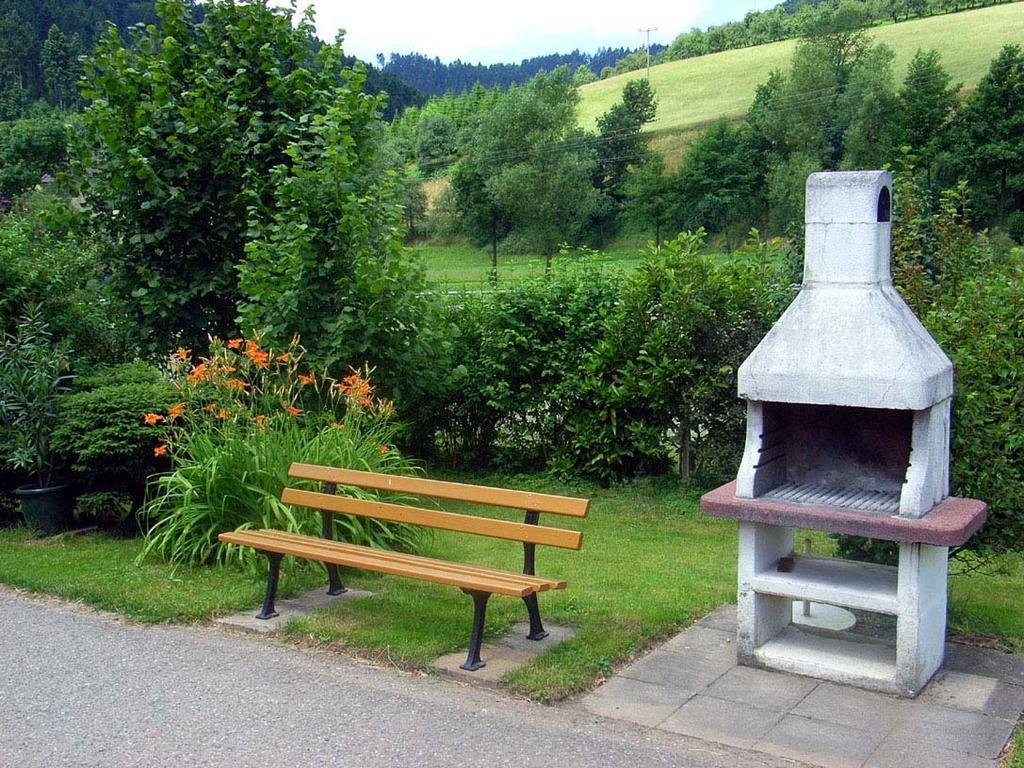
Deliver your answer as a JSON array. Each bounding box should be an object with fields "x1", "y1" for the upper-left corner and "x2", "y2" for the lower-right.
[{"x1": 75, "y1": 0, "x2": 408, "y2": 357}]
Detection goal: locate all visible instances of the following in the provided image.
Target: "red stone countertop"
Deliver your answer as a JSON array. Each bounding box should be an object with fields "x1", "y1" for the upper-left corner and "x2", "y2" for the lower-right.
[{"x1": 700, "y1": 481, "x2": 987, "y2": 547}]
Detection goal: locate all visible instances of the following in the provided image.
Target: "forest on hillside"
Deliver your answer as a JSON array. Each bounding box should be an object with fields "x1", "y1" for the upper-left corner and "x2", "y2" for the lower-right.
[
  {"x1": 0, "y1": 0, "x2": 424, "y2": 119},
  {"x1": 381, "y1": 46, "x2": 666, "y2": 96}
]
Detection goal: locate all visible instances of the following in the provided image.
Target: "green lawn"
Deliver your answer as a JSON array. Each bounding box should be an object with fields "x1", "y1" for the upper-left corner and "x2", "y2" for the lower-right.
[
  {"x1": 0, "y1": 527, "x2": 321, "y2": 622},
  {"x1": 411, "y1": 242, "x2": 644, "y2": 290},
  {"x1": 578, "y1": 4, "x2": 1024, "y2": 163},
  {"x1": 1009, "y1": 727, "x2": 1024, "y2": 768},
  {"x1": 3, "y1": 475, "x2": 1021, "y2": 708},
  {"x1": 412, "y1": 240, "x2": 758, "y2": 289}
]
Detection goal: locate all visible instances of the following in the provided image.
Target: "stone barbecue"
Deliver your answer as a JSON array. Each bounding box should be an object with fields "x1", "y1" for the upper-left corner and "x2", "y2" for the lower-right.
[{"x1": 701, "y1": 171, "x2": 987, "y2": 697}]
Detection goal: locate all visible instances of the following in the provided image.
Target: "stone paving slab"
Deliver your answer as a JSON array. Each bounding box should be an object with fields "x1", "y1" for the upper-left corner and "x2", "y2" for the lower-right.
[
  {"x1": 215, "y1": 586, "x2": 371, "y2": 633},
  {"x1": 944, "y1": 641, "x2": 1024, "y2": 687},
  {"x1": 705, "y1": 665, "x2": 817, "y2": 711},
  {"x1": 919, "y1": 669, "x2": 1024, "y2": 720},
  {"x1": 580, "y1": 604, "x2": 1023, "y2": 768},
  {"x1": 791, "y1": 681, "x2": 904, "y2": 733},
  {"x1": 863, "y1": 739, "x2": 996, "y2": 768},
  {"x1": 584, "y1": 676, "x2": 694, "y2": 727},
  {"x1": 881, "y1": 702, "x2": 1016, "y2": 760},
  {"x1": 432, "y1": 621, "x2": 575, "y2": 687},
  {"x1": 696, "y1": 604, "x2": 737, "y2": 633},
  {"x1": 660, "y1": 695, "x2": 784, "y2": 750},
  {"x1": 755, "y1": 714, "x2": 884, "y2": 768}
]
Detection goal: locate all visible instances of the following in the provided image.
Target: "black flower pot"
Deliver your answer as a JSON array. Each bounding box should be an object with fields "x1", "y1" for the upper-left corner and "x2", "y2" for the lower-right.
[{"x1": 15, "y1": 484, "x2": 75, "y2": 536}]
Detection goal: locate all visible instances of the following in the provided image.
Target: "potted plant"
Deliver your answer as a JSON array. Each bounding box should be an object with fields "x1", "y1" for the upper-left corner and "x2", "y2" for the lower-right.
[{"x1": 0, "y1": 307, "x2": 75, "y2": 534}]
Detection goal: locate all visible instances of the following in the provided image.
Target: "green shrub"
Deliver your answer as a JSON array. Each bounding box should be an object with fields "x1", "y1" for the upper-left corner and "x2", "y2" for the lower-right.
[
  {"x1": 566, "y1": 231, "x2": 791, "y2": 485},
  {"x1": 51, "y1": 362, "x2": 176, "y2": 519},
  {"x1": 0, "y1": 199, "x2": 131, "y2": 368},
  {"x1": 0, "y1": 307, "x2": 73, "y2": 488},
  {"x1": 420, "y1": 258, "x2": 618, "y2": 469},
  {"x1": 0, "y1": 114, "x2": 68, "y2": 199},
  {"x1": 76, "y1": 0, "x2": 407, "y2": 357},
  {"x1": 140, "y1": 336, "x2": 420, "y2": 573},
  {"x1": 926, "y1": 244, "x2": 1023, "y2": 556},
  {"x1": 856, "y1": 162, "x2": 1024, "y2": 558}
]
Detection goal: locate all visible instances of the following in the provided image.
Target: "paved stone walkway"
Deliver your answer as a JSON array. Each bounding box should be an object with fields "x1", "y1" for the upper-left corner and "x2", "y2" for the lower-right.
[{"x1": 583, "y1": 605, "x2": 1024, "y2": 768}]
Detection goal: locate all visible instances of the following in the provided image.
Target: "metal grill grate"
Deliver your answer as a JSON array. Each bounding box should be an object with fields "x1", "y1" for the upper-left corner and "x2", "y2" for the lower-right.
[{"x1": 760, "y1": 482, "x2": 900, "y2": 514}]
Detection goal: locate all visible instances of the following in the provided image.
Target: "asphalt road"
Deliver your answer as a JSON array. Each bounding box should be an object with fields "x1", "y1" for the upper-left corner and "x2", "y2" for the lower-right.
[{"x1": 0, "y1": 588, "x2": 798, "y2": 768}]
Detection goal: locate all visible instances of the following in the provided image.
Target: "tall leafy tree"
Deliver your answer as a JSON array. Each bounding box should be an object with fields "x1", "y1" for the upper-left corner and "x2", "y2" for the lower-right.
[
  {"x1": 454, "y1": 67, "x2": 606, "y2": 268},
  {"x1": 414, "y1": 112, "x2": 457, "y2": 173},
  {"x1": 782, "y1": 0, "x2": 874, "y2": 167},
  {"x1": 956, "y1": 44, "x2": 1024, "y2": 224},
  {"x1": 40, "y1": 25, "x2": 83, "y2": 110},
  {"x1": 675, "y1": 120, "x2": 762, "y2": 241},
  {"x1": 595, "y1": 78, "x2": 658, "y2": 200},
  {"x1": 840, "y1": 45, "x2": 899, "y2": 168},
  {"x1": 76, "y1": 0, "x2": 401, "y2": 353},
  {"x1": 621, "y1": 155, "x2": 676, "y2": 248},
  {"x1": 890, "y1": 49, "x2": 959, "y2": 174},
  {"x1": 450, "y1": 160, "x2": 509, "y2": 280},
  {"x1": 488, "y1": 145, "x2": 603, "y2": 266}
]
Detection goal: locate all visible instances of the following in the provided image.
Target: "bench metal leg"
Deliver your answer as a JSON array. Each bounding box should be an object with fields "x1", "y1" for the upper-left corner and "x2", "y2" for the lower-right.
[
  {"x1": 325, "y1": 564, "x2": 347, "y2": 596},
  {"x1": 255, "y1": 552, "x2": 283, "y2": 620},
  {"x1": 520, "y1": 513, "x2": 549, "y2": 641},
  {"x1": 320, "y1": 507, "x2": 347, "y2": 596},
  {"x1": 522, "y1": 593, "x2": 549, "y2": 641},
  {"x1": 460, "y1": 590, "x2": 491, "y2": 671}
]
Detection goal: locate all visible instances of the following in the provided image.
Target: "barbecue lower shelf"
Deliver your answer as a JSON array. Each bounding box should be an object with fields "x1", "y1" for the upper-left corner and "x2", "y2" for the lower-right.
[
  {"x1": 752, "y1": 625, "x2": 900, "y2": 694},
  {"x1": 752, "y1": 554, "x2": 898, "y2": 615}
]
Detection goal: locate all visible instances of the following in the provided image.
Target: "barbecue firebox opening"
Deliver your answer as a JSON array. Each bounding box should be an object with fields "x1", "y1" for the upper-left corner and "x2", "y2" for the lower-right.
[{"x1": 741, "y1": 403, "x2": 912, "y2": 514}]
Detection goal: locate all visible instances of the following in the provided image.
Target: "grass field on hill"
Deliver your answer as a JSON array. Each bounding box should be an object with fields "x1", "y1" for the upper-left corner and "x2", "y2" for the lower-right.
[{"x1": 578, "y1": 3, "x2": 1024, "y2": 165}]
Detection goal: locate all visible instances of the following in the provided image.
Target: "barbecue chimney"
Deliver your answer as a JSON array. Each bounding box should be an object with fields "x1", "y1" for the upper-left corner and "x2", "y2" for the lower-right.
[{"x1": 735, "y1": 171, "x2": 953, "y2": 518}]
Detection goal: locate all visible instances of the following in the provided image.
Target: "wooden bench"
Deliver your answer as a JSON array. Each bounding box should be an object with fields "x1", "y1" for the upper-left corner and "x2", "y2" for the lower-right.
[{"x1": 218, "y1": 463, "x2": 590, "y2": 671}]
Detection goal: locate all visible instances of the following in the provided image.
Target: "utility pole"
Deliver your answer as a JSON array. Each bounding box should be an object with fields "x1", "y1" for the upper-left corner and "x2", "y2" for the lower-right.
[{"x1": 639, "y1": 27, "x2": 658, "y2": 80}]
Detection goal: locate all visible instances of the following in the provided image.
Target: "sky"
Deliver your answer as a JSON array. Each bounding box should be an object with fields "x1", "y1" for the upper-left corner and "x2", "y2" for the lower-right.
[{"x1": 302, "y1": 1, "x2": 764, "y2": 66}]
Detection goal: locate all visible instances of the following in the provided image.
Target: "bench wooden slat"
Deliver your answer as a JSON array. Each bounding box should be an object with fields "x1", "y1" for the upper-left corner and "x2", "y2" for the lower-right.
[
  {"x1": 281, "y1": 488, "x2": 584, "y2": 551},
  {"x1": 218, "y1": 530, "x2": 543, "y2": 598},
  {"x1": 288, "y1": 463, "x2": 590, "y2": 517},
  {"x1": 253, "y1": 529, "x2": 566, "y2": 590},
  {"x1": 226, "y1": 530, "x2": 552, "y2": 595}
]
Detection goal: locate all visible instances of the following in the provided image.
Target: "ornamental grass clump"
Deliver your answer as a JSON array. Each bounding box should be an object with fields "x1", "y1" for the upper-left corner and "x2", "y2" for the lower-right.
[{"x1": 139, "y1": 334, "x2": 419, "y2": 572}]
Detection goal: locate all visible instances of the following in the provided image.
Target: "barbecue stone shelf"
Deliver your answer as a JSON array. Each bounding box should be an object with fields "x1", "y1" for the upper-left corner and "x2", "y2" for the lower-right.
[
  {"x1": 752, "y1": 554, "x2": 898, "y2": 614},
  {"x1": 701, "y1": 481, "x2": 987, "y2": 697}
]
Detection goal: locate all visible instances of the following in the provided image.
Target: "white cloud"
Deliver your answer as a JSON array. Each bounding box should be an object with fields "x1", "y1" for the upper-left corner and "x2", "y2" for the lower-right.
[{"x1": 303, "y1": 0, "x2": 716, "y2": 65}]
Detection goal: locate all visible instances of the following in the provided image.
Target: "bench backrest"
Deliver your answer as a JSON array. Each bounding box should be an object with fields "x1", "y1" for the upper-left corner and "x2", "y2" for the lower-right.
[{"x1": 283, "y1": 463, "x2": 589, "y2": 550}]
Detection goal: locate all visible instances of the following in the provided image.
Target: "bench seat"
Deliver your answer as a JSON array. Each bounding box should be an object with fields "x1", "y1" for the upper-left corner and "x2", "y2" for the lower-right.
[{"x1": 220, "y1": 529, "x2": 566, "y2": 598}]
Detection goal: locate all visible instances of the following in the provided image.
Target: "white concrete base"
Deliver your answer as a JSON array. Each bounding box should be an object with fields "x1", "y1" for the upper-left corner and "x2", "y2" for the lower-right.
[
  {"x1": 791, "y1": 602, "x2": 857, "y2": 631},
  {"x1": 736, "y1": 521, "x2": 949, "y2": 697}
]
